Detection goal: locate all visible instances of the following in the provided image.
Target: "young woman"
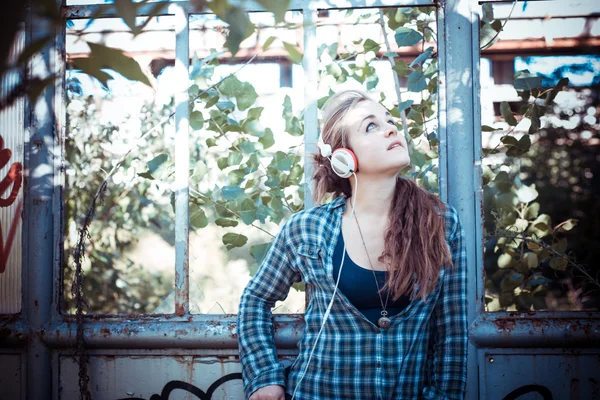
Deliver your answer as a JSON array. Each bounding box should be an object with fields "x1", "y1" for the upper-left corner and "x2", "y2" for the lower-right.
[{"x1": 237, "y1": 89, "x2": 468, "y2": 400}]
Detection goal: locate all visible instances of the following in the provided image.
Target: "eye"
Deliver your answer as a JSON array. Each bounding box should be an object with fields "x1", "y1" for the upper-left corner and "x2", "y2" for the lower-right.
[
  {"x1": 388, "y1": 120, "x2": 395, "y2": 125},
  {"x1": 366, "y1": 122, "x2": 376, "y2": 132}
]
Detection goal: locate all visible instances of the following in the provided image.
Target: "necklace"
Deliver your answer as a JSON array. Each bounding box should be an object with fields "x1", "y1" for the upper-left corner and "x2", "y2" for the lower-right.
[{"x1": 352, "y1": 211, "x2": 391, "y2": 329}]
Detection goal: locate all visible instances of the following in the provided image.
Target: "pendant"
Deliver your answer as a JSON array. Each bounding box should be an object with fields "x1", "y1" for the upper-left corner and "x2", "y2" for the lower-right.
[{"x1": 378, "y1": 311, "x2": 391, "y2": 329}]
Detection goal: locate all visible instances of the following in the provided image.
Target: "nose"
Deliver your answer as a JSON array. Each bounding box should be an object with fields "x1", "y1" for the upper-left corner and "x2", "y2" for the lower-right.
[{"x1": 384, "y1": 123, "x2": 398, "y2": 138}]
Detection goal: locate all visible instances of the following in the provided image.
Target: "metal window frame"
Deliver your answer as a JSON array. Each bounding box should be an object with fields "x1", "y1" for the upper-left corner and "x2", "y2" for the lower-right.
[{"x1": 1, "y1": 1, "x2": 598, "y2": 399}]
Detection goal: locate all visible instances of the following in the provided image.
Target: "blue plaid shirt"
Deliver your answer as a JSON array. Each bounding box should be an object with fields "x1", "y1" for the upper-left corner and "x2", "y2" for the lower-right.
[{"x1": 237, "y1": 194, "x2": 468, "y2": 399}]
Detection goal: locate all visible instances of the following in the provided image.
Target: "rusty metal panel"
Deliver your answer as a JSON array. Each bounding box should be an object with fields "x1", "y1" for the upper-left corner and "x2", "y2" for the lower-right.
[
  {"x1": 0, "y1": 29, "x2": 25, "y2": 315},
  {"x1": 0, "y1": 353, "x2": 23, "y2": 400},
  {"x1": 58, "y1": 354, "x2": 294, "y2": 399},
  {"x1": 482, "y1": 351, "x2": 600, "y2": 400}
]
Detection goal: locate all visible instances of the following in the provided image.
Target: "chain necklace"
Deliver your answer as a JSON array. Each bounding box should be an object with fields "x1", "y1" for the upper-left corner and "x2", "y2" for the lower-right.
[{"x1": 352, "y1": 212, "x2": 391, "y2": 329}]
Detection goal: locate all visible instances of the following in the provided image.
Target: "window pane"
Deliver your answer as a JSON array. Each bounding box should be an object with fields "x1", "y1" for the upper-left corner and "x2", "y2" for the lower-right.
[
  {"x1": 480, "y1": 2, "x2": 600, "y2": 311},
  {"x1": 63, "y1": 16, "x2": 176, "y2": 314}
]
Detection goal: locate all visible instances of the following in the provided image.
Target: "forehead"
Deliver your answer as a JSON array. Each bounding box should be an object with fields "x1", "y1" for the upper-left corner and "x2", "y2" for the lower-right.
[{"x1": 352, "y1": 99, "x2": 388, "y2": 116}]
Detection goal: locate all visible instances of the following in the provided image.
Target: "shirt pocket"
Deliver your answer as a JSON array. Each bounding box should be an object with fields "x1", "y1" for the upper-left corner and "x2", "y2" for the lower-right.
[{"x1": 296, "y1": 243, "x2": 324, "y2": 285}]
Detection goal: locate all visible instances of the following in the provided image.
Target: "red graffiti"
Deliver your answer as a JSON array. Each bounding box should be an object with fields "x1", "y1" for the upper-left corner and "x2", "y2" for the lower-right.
[{"x1": 0, "y1": 134, "x2": 23, "y2": 274}]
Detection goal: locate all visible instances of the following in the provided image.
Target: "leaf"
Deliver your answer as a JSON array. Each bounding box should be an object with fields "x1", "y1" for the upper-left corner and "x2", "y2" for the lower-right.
[
  {"x1": 363, "y1": 38, "x2": 380, "y2": 54},
  {"x1": 394, "y1": 27, "x2": 422, "y2": 47},
  {"x1": 239, "y1": 198, "x2": 257, "y2": 225},
  {"x1": 500, "y1": 102, "x2": 517, "y2": 126},
  {"x1": 500, "y1": 272, "x2": 524, "y2": 292},
  {"x1": 246, "y1": 107, "x2": 264, "y2": 121},
  {"x1": 190, "y1": 204, "x2": 209, "y2": 229},
  {"x1": 497, "y1": 253, "x2": 513, "y2": 269},
  {"x1": 250, "y1": 242, "x2": 272, "y2": 265},
  {"x1": 528, "y1": 104, "x2": 540, "y2": 134},
  {"x1": 482, "y1": 125, "x2": 501, "y2": 132},
  {"x1": 409, "y1": 46, "x2": 434, "y2": 68},
  {"x1": 524, "y1": 202, "x2": 540, "y2": 220},
  {"x1": 522, "y1": 252, "x2": 538, "y2": 269},
  {"x1": 146, "y1": 153, "x2": 170, "y2": 179},
  {"x1": 545, "y1": 77, "x2": 569, "y2": 105},
  {"x1": 396, "y1": 99, "x2": 414, "y2": 113},
  {"x1": 493, "y1": 171, "x2": 512, "y2": 193},
  {"x1": 190, "y1": 111, "x2": 204, "y2": 130},
  {"x1": 219, "y1": 75, "x2": 258, "y2": 111},
  {"x1": 76, "y1": 42, "x2": 152, "y2": 88},
  {"x1": 219, "y1": 5, "x2": 255, "y2": 56},
  {"x1": 282, "y1": 96, "x2": 302, "y2": 136},
  {"x1": 514, "y1": 70, "x2": 542, "y2": 91},
  {"x1": 392, "y1": 59, "x2": 410, "y2": 78},
  {"x1": 190, "y1": 161, "x2": 208, "y2": 185},
  {"x1": 256, "y1": 0, "x2": 290, "y2": 23},
  {"x1": 282, "y1": 41, "x2": 303, "y2": 64},
  {"x1": 227, "y1": 150, "x2": 243, "y2": 166},
  {"x1": 549, "y1": 256, "x2": 568, "y2": 271},
  {"x1": 555, "y1": 218, "x2": 578, "y2": 232},
  {"x1": 215, "y1": 218, "x2": 238, "y2": 227},
  {"x1": 259, "y1": 128, "x2": 275, "y2": 149},
  {"x1": 262, "y1": 36, "x2": 277, "y2": 51},
  {"x1": 222, "y1": 185, "x2": 244, "y2": 200},
  {"x1": 407, "y1": 70, "x2": 427, "y2": 92},
  {"x1": 271, "y1": 151, "x2": 292, "y2": 171},
  {"x1": 114, "y1": 0, "x2": 137, "y2": 33},
  {"x1": 223, "y1": 232, "x2": 248, "y2": 250},
  {"x1": 516, "y1": 183, "x2": 538, "y2": 204}
]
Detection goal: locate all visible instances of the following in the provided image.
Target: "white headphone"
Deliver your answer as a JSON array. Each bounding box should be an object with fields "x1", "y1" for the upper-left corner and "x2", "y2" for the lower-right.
[{"x1": 317, "y1": 137, "x2": 359, "y2": 179}]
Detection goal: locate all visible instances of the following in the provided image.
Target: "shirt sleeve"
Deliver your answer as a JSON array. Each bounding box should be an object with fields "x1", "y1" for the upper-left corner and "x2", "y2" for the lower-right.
[
  {"x1": 422, "y1": 207, "x2": 468, "y2": 400},
  {"x1": 237, "y1": 218, "x2": 302, "y2": 399}
]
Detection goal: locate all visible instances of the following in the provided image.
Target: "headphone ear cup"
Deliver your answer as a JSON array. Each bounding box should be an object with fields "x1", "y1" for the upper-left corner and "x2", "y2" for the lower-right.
[{"x1": 330, "y1": 148, "x2": 358, "y2": 178}]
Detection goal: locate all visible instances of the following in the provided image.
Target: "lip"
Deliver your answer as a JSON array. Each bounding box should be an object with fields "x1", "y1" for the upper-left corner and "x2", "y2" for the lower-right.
[{"x1": 387, "y1": 141, "x2": 404, "y2": 150}]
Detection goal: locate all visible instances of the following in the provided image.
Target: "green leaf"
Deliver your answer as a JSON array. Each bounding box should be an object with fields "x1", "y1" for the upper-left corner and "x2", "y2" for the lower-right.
[
  {"x1": 259, "y1": 128, "x2": 275, "y2": 149},
  {"x1": 506, "y1": 134, "x2": 531, "y2": 157},
  {"x1": 363, "y1": 38, "x2": 380, "y2": 54},
  {"x1": 407, "y1": 70, "x2": 427, "y2": 92},
  {"x1": 219, "y1": 75, "x2": 258, "y2": 111},
  {"x1": 524, "y1": 202, "x2": 540, "y2": 219},
  {"x1": 217, "y1": 157, "x2": 229, "y2": 170},
  {"x1": 227, "y1": 150, "x2": 243, "y2": 166},
  {"x1": 528, "y1": 104, "x2": 540, "y2": 134},
  {"x1": 282, "y1": 96, "x2": 302, "y2": 136},
  {"x1": 265, "y1": 174, "x2": 280, "y2": 188},
  {"x1": 516, "y1": 183, "x2": 538, "y2": 204},
  {"x1": 482, "y1": 125, "x2": 502, "y2": 132},
  {"x1": 228, "y1": 168, "x2": 246, "y2": 185},
  {"x1": 262, "y1": 36, "x2": 277, "y2": 51},
  {"x1": 238, "y1": 140, "x2": 256, "y2": 154},
  {"x1": 239, "y1": 198, "x2": 257, "y2": 225},
  {"x1": 222, "y1": 185, "x2": 244, "y2": 200},
  {"x1": 523, "y1": 252, "x2": 538, "y2": 269},
  {"x1": 256, "y1": 0, "x2": 290, "y2": 23},
  {"x1": 146, "y1": 153, "x2": 170, "y2": 179},
  {"x1": 247, "y1": 107, "x2": 264, "y2": 121},
  {"x1": 190, "y1": 204, "x2": 209, "y2": 229},
  {"x1": 500, "y1": 102, "x2": 517, "y2": 126},
  {"x1": 190, "y1": 161, "x2": 208, "y2": 185},
  {"x1": 223, "y1": 6, "x2": 255, "y2": 56},
  {"x1": 549, "y1": 256, "x2": 568, "y2": 271},
  {"x1": 501, "y1": 272, "x2": 524, "y2": 293},
  {"x1": 555, "y1": 218, "x2": 578, "y2": 232},
  {"x1": 493, "y1": 171, "x2": 512, "y2": 193},
  {"x1": 215, "y1": 218, "x2": 238, "y2": 227},
  {"x1": 396, "y1": 99, "x2": 414, "y2": 113},
  {"x1": 223, "y1": 232, "x2": 248, "y2": 250},
  {"x1": 409, "y1": 46, "x2": 434, "y2": 68},
  {"x1": 514, "y1": 70, "x2": 542, "y2": 91},
  {"x1": 190, "y1": 111, "x2": 204, "y2": 130},
  {"x1": 545, "y1": 77, "x2": 569, "y2": 105},
  {"x1": 394, "y1": 27, "x2": 423, "y2": 47},
  {"x1": 271, "y1": 151, "x2": 292, "y2": 171},
  {"x1": 282, "y1": 41, "x2": 303, "y2": 64},
  {"x1": 392, "y1": 60, "x2": 410, "y2": 77},
  {"x1": 250, "y1": 242, "x2": 272, "y2": 265}
]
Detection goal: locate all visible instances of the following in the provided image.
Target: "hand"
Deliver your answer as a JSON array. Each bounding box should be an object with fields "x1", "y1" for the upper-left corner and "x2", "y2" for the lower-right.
[{"x1": 249, "y1": 385, "x2": 285, "y2": 400}]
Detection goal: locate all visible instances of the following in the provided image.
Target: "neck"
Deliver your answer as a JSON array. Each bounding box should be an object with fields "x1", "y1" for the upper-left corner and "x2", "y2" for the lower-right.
[{"x1": 346, "y1": 173, "x2": 398, "y2": 218}]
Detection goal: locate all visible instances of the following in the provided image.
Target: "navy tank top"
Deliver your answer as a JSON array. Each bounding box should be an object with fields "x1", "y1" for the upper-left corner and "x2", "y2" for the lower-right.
[{"x1": 332, "y1": 228, "x2": 411, "y2": 326}]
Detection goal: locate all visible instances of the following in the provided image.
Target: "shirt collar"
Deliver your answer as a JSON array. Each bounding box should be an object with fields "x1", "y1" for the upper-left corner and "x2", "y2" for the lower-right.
[{"x1": 324, "y1": 194, "x2": 348, "y2": 213}]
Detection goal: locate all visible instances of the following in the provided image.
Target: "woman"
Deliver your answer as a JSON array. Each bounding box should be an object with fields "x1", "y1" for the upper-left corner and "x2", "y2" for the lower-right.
[{"x1": 237, "y1": 89, "x2": 468, "y2": 400}]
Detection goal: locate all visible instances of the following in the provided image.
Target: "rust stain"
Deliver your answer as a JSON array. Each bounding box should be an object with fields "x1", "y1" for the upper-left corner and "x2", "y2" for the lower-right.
[
  {"x1": 493, "y1": 319, "x2": 516, "y2": 332},
  {"x1": 99, "y1": 328, "x2": 111, "y2": 337}
]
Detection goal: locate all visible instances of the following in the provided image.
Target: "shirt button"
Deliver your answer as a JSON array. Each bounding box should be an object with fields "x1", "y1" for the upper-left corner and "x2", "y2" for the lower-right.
[{"x1": 308, "y1": 249, "x2": 313, "y2": 255}]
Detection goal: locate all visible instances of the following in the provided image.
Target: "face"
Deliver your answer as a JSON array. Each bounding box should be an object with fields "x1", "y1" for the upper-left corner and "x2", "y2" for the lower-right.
[{"x1": 343, "y1": 100, "x2": 410, "y2": 176}]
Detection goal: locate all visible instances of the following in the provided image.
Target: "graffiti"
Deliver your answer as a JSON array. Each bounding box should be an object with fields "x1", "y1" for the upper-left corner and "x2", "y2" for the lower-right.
[
  {"x1": 502, "y1": 384, "x2": 553, "y2": 400},
  {"x1": 116, "y1": 367, "x2": 293, "y2": 400},
  {"x1": 0, "y1": 134, "x2": 23, "y2": 274}
]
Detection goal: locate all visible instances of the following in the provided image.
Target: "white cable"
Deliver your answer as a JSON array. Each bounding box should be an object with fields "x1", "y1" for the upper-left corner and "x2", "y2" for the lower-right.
[{"x1": 291, "y1": 171, "x2": 358, "y2": 399}]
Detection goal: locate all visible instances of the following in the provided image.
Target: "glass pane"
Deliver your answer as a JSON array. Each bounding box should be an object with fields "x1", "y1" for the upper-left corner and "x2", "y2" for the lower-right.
[
  {"x1": 0, "y1": 33, "x2": 25, "y2": 314},
  {"x1": 480, "y1": 1, "x2": 600, "y2": 311},
  {"x1": 63, "y1": 16, "x2": 176, "y2": 314},
  {"x1": 174, "y1": 10, "x2": 307, "y2": 314}
]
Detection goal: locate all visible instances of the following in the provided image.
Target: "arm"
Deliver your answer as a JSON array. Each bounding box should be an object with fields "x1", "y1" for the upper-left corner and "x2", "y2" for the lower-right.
[
  {"x1": 423, "y1": 209, "x2": 468, "y2": 400},
  {"x1": 237, "y1": 219, "x2": 301, "y2": 399}
]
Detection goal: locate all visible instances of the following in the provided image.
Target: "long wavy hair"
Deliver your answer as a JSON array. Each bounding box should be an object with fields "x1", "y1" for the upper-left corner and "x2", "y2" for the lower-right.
[{"x1": 312, "y1": 90, "x2": 453, "y2": 302}]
